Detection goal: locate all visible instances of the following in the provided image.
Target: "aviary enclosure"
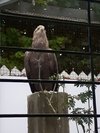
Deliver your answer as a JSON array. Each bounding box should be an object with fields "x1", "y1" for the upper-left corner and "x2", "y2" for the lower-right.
[{"x1": 0, "y1": 0, "x2": 100, "y2": 133}]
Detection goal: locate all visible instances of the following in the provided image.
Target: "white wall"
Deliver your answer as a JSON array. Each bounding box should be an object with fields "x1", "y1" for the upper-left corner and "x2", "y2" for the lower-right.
[
  {"x1": 0, "y1": 76, "x2": 99, "y2": 133},
  {"x1": 0, "y1": 76, "x2": 31, "y2": 133}
]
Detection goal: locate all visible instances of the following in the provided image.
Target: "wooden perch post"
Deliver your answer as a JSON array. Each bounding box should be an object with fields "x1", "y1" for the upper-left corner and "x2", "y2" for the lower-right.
[{"x1": 28, "y1": 91, "x2": 69, "y2": 133}]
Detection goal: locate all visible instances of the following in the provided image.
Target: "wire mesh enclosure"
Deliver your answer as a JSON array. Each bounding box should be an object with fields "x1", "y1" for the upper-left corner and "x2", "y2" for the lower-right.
[{"x1": 0, "y1": 0, "x2": 100, "y2": 133}]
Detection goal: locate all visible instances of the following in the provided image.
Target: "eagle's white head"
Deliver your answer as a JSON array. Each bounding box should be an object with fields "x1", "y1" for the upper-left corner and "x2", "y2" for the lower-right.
[{"x1": 32, "y1": 25, "x2": 49, "y2": 49}]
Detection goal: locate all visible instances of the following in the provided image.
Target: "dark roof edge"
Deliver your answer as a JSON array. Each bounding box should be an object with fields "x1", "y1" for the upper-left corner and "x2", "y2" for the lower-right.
[
  {"x1": 1, "y1": 9, "x2": 100, "y2": 27},
  {"x1": 0, "y1": 0, "x2": 18, "y2": 7}
]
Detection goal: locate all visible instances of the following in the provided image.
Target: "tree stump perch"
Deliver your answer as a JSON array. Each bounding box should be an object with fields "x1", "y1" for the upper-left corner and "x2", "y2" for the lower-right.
[{"x1": 28, "y1": 91, "x2": 69, "y2": 133}]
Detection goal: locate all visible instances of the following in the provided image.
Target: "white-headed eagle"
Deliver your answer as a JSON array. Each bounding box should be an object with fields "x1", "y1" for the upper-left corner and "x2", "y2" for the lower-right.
[{"x1": 24, "y1": 25, "x2": 58, "y2": 93}]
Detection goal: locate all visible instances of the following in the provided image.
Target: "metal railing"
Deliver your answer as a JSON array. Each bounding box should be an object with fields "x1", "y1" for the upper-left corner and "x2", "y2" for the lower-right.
[{"x1": 0, "y1": 0, "x2": 100, "y2": 133}]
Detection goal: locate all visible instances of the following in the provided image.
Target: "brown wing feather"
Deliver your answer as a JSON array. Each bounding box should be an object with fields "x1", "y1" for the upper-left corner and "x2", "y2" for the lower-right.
[{"x1": 24, "y1": 51, "x2": 58, "y2": 93}]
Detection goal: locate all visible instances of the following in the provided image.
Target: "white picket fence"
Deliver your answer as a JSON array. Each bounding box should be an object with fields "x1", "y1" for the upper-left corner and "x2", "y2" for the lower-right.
[{"x1": 0, "y1": 65, "x2": 100, "y2": 81}]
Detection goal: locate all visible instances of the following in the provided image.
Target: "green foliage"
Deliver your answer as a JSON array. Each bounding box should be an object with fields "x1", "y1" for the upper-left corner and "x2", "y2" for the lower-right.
[
  {"x1": 5, "y1": 28, "x2": 21, "y2": 47},
  {"x1": 0, "y1": 27, "x2": 31, "y2": 69},
  {"x1": 78, "y1": 90, "x2": 93, "y2": 103},
  {"x1": 0, "y1": 27, "x2": 32, "y2": 47},
  {"x1": 0, "y1": 27, "x2": 99, "y2": 73},
  {"x1": 35, "y1": 0, "x2": 80, "y2": 8},
  {"x1": 19, "y1": 35, "x2": 32, "y2": 47},
  {"x1": 0, "y1": 51, "x2": 24, "y2": 69},
  {"x1": 49, "y1": 36, "x2": 65, "y2": 50},
  {"x1": 49, "y1": 36, "x2": 86, "y2": 72},
  {"x1": 71, "y1": 108, "x2": 93, "y2": 133},
  {"x1": 0, "y1": 32, "x2": 6, "y2": 45},
  {"x1": 62, "y1": 81, "x2": 94, "y2": 133},
  {"x1": 15, "y1": 51, "x2": 24, "y2": 59},
  {"x1": 68, "y1": 95, "x2": 93, "y2": 133},
  {"x1": 35, "y1": 0, "x2": 49, "y2": 6},
  {"x1": 68, "y1": 95, "x2": 76, "y2": 109},
  {"x1": 0, "y1": 58, "x2": 10, "y2": 68},
  {"x1": 51, "y1": 0, "x2": 79, "y2": 8},
  {"x1": 60, "y1": 78, "x2": 93, "y2": 132}
]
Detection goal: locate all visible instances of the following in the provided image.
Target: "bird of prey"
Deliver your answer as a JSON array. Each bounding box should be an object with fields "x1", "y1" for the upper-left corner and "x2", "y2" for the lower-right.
[{"x1": 24, "y1": 25, "x2": 58, "y2": 93}]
